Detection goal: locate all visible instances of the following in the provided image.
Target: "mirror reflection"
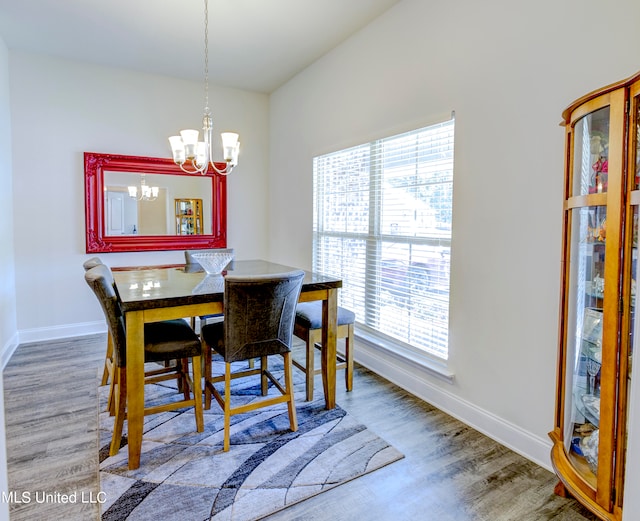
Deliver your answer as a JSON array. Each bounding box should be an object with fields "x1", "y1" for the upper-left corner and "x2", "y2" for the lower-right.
[{"x1": 104, "y1": 171, "x2": 212, "y2": 236}]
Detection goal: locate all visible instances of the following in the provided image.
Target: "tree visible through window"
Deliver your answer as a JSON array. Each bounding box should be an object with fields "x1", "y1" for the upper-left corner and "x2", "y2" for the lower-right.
[{"x1": 312, "y1": 116, "x2": 454, "y2": 359}]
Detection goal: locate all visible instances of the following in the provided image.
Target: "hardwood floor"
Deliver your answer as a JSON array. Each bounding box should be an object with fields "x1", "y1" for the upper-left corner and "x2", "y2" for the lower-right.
[
  {"x1": 4, "y1": 334, "x2": 104, "y2": 521},
  {"x1": 3, "y1": 334, "x2": 598, "y2": 520}
]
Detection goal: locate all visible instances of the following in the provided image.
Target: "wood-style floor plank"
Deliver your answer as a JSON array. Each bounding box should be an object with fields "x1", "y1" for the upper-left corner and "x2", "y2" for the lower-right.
[
  {"x1": 4, "y1": 335, "x2": 104, "y2": 521},
  {"x1": 272, "y1": 361, "x2": 598, "y2": 521},
  {"x1": 3, "y1": 334, "x2": 598, "y2": 520}
]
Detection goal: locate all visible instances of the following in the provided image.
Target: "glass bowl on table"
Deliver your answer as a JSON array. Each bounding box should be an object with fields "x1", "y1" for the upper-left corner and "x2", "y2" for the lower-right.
[{"x1": 190, "y1": 251, "x2": 234, "y2": 275}]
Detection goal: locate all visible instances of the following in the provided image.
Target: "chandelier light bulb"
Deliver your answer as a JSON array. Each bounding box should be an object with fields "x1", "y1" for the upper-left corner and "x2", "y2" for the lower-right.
[
  {"x1": 180, "y1": 129, "x2": 200, "y2": 160},
  {"x1": 168, "y1": 136, "x2": 186, "y2": 164},
  {"x1": 128, "y1": 174, "x2": 159, "y2": 201}
]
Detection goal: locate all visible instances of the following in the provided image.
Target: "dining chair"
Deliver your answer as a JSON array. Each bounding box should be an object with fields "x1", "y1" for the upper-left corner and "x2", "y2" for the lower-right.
[
  {"x1": 84, "y1": 264, "x2": 204, "y2": 457},
  {"x1": 292, "y1": 301, "x2": 355, "y2": 401},
  {"x1": 184, "y1": 248, "x2": 234, "y2": 330},
  {"x1": 83, "y1": 257, "x2": 115, "y2": 389},
  {"x1": 83, "y1": 257, "x2": 153, "y2": 411},
  {"x1": 200, "y1": 270, "x2": 305, "y2": 451}
]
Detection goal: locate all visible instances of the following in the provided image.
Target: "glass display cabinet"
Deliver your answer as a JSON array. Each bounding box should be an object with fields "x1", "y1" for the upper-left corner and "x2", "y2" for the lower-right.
[
  {"x1": 175, "y1": 198, "x2": 203, "y2": 235},
  {"x1": 550, "y1": 70, "x2": 640, "y2": 520}
]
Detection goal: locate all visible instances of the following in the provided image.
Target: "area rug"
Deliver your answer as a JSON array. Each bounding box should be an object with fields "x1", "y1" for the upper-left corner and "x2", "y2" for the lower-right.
[{"x1": 98, "y1": 358, "x2": 403, "y2": 521}]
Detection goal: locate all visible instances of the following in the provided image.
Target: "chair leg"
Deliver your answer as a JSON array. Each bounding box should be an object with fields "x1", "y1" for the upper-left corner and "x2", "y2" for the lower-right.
[
  {"x1": 260, "y1": 356, "x2": 268, "y2": 396},
  {"x1": 283, "y1": 352, "x2": 298, "y2": 432},
  {"x1": 110, "y1": 367, "x2": 127, "y2": 456},
  {"x1": 191, "y1": 354, "x2": 204, "y2": 432},
  {"x1": 101, "y1": 332, "x2": 114, "y2": 386},
  {"x1": 180, "y1": 358, "x2": 191, "y2": 400},
  {"x1": 305, "y1": 334, "x2": 315, "y2": 401},
  {"x1": 107, "y1": 374, "x2": 116, "y2": 416},
  {"x1": 345, "y1": 323, "x2": 354, "y2": 392},
  {"x1": 203, "y1": 339, "x2": 212, "y2": 410},
  {"x1": 223, "y1": 362, "x2": 232, "y2": 452}
]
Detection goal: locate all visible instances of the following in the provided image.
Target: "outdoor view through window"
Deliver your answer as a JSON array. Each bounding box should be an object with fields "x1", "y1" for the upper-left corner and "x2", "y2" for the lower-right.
[{"x1": 312, "y1": 115, "x2": 454, "y2": 359}]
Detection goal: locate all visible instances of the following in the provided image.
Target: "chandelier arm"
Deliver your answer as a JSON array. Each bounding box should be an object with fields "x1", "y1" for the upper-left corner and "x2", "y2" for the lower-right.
[
  {"x1": 178, "y1": 161, "x2": 208, "y2": 175},
  {"x1": 210, "y1": 164, "x2": 231, "y2": 175}
]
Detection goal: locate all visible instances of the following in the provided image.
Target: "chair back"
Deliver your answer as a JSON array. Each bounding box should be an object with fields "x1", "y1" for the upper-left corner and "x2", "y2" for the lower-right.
[
  {"x1": 83, "y1": 257, "x2": 103, "y2": 271},
  {"x1": 84, "y1": 264, "x2": 126, "y2": 366},
  {"x1": 223, "y1": 270, "x2": 305, "y2": 362}
]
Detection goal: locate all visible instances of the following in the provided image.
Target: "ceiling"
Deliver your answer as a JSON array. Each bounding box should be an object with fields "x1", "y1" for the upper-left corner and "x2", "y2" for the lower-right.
[{"x1": 0, "y1": 0, "x2": 401, "y2": 93}]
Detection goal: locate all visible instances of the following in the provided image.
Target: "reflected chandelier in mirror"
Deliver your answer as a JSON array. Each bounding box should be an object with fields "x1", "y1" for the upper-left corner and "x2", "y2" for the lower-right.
[{"x1": 84, "y1": 152, "x2": 227, "y2": 253}]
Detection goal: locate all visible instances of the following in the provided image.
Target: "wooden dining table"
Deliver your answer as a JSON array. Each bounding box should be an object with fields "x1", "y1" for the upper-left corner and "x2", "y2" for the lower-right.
[{"x1": 112, "y1": 259, "x2": 342, "y2": 470}]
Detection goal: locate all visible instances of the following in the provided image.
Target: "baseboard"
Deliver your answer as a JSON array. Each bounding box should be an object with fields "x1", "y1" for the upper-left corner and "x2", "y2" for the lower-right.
[
  {"x1": 354, "y1": 338, "x2": 553, "y2": 472},
  {"x1": 18, "y1": 321, "x2": 106, "y2": 345},
  {"x1": 1, "y1": 332, "x2": 19, "y2": 371}
]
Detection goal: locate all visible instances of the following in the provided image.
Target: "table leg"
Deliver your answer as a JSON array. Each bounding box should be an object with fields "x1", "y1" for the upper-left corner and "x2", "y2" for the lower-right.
[
  {"x1": 321, "y1": 289, "x2": 338, "y2": 409},
  {"x1": 125, "y1": 310, "x2": 145, "y2": 470}
]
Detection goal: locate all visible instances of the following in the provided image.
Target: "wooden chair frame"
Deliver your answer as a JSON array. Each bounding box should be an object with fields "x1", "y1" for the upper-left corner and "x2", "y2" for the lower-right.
[
  {"x1": 293, "y1": 321, "x2": 354, "y2": 401},
  {"x1": 204, "y1": 351, "x2": 297, "y2": 452}
]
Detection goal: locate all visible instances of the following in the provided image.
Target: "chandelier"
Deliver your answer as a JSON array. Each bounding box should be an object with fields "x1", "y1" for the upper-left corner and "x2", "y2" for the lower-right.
[
  {"x1": 168, "y1": 0, "x2": 240, "y2": 176},
  {"x1": 128, "y1": 174, "x2": 159, "y2": 201}
]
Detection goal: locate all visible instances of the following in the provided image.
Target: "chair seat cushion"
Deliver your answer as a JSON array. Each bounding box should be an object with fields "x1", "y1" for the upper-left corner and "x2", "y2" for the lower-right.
[
  {"x1": 144, "y1": 319, "x2": 201, "y2": 362},
  {"x1": 295, "y1": 302, "x2": 355, "y2": 330},
  {"x1": 200, "y1": 320, "x2": 224, "y2": 349}
]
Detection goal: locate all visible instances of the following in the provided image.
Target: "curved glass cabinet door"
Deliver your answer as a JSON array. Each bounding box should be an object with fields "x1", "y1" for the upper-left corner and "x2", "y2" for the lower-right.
[
  {"x1": 564, "y1": 105, "x2": 612, "y2": 487},
  {"x1": 563, "y1": 205, "x2": 606, "y2": 488},
  {"x1": 572, "y1": 107, "x2": 610, "y2": 196},
  {"x1": 563, "y1": 102, "x2": 615, "y2": 490}
]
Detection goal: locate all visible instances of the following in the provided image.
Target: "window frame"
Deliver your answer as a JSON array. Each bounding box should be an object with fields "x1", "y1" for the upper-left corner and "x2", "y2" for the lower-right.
[{"x1": 312, "y1": 114, "x2": 455, "y2": 366}]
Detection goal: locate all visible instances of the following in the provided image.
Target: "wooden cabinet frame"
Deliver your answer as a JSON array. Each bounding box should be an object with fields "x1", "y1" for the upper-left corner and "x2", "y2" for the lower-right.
[{"x1": 550, "y1": 70, "x2": 640, "y2": 521}]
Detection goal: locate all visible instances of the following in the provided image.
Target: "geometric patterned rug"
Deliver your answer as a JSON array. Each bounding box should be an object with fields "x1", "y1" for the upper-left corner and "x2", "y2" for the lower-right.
[{"x1": 98, "y1": 358, "x2": 404, "y2": 521}]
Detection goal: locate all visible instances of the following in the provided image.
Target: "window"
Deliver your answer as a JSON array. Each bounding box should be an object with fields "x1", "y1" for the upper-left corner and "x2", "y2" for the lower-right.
[{"x1": 312, "y1": 115, "x2": 454, "y2": 360}]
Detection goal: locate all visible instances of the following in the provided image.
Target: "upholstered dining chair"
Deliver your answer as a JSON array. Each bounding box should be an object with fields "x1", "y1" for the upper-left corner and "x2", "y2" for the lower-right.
[
  {"x1": 184, "y1": 248, "x2": 234, "y2": 329},
  {"x1": 82, "y1": 257, "x2": 115, "y2": 390},
  {"x1": 200, "y1": 270, "x2": 305, "y2": 451},
  {"x1": 83, "y1": 257, "x2": 141, "y2": 411},
  {"x1": 85, "y1": 264, "x2": 204, "y2": 457},
  {"x1": 292, "y1": 301, "x2": 355, "y2": 401}
]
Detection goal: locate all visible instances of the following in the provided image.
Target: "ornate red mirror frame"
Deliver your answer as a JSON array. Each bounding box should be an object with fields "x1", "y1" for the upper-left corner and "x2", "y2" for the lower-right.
[{"x1": 84, "y1": 152, "x2": 227, "y2": 253}]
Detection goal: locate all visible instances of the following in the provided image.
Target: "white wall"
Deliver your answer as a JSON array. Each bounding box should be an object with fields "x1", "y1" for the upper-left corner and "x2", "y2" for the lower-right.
[
  {"x1": 0, "y1": 34, "x2": 15, "y2": 521},
  {"x1": 0, "y1": 33, "x2": 17, "y2": 361},
  {"x1": 2, "y1": 51, "x2": 269, "y2": 510},
  {"x1": 3, "y1": 0, "x2": 640, "y2": 517},
  {"x1": 8, "y1": 52, "x2": 270, "y2": 340},
  {"x1": 269, "y1": 0, "x2": 640, "y2": 494}
]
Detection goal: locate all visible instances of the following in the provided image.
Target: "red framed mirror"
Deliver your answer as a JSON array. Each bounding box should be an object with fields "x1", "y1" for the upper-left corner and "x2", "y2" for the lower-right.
[{"x1": 84, "y1": 152, "x2": 227, "y2": 253}]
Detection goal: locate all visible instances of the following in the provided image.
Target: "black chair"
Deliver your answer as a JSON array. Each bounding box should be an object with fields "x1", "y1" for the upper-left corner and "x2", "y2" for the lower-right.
[
  {"x1": 292, "y1": 301, "x2": 355, "y2": 401},
  {"x1": 201, "y1": 270, "x2": 305, "y2": 451},
  {"x1": 85, "y1": 264, "x2": 204, "y2": 457}
]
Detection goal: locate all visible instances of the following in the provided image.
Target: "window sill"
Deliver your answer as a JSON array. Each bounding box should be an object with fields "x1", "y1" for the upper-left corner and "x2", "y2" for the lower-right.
[{"x1": 355, "y1": 327, "x2": 455, "y2": 384}]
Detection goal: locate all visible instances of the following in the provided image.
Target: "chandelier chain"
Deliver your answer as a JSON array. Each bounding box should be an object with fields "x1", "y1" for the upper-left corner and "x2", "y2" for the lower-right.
[{"x1": 203, "y1": 0, "x2": 210, "y2": 115}]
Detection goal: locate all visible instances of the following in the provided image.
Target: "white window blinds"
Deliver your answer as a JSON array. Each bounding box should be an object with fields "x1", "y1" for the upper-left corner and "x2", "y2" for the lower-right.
[{"x1": 312, "y1": 116, "x2": 454, "y2": 359}]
